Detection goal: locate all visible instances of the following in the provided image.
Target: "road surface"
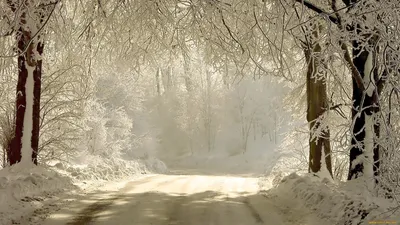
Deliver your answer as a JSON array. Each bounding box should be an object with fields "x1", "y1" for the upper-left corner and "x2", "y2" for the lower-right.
[{"x1": 43, "y1": 173, "x2": 325, "y2": 225}]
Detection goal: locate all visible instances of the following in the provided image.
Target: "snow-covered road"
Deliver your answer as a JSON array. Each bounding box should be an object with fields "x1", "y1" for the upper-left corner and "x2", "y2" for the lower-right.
[{"x1": 42, "y1": 173, "x2": 326, "y2": 225}]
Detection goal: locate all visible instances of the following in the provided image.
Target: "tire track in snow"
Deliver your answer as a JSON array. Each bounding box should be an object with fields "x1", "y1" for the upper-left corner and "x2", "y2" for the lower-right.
[{"x1": 242, "y1": 198, "x2": 264, "y2": 224}]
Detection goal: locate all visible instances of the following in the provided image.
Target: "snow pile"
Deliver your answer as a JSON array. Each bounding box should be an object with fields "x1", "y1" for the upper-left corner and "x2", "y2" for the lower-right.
[
  {"x1": 0, "y1": 164, "x2": 75, "y2": 225},
  {"x1": 266, "y1": 173, "x2": 399, "y2": 225}
]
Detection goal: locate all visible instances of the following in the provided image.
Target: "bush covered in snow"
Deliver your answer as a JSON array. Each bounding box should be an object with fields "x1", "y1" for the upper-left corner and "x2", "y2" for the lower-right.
[{"x1": 55, "y1": 157, "x2": 168, "y2": 182}]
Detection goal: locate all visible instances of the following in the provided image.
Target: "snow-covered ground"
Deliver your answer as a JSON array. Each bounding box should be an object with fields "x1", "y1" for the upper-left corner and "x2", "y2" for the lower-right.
[
  {"x1": 261, "y1": 173, "x2": 400, "y2": 225},
  {"x1": 1, "y1": 151, "x2": 399, "y2": 225},
  {"x1": 42, "y1": 173, "x2": 328, "y2": 225},
  {"x1": 160, "y1": 150, "x2": 400, "y2": 224},
  {"x1": 0, "y1": 164, "x2": 74, "y2": 225},
  {"x1": 0, "y1": 158, "x2": 167, "y2": 225}
]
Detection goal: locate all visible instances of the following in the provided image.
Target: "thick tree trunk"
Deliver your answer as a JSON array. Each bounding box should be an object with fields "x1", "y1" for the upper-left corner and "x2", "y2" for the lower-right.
[
  {"x1": 304, "y1": 42, "x2": 333, "y2": 177},
  {"x1": 341, "y1": 0, "x2": 381, "y2": 185},
  {"x1": 10, "y1": 28, "x2": 29, "y2": 165},
  {"x1": 31, "y1": 42, "x2": 44, "y2": 165},
  {"x1": 348, "y1": 44, "x2": 380, "y2": 181},
  {"x1": 294, "y1": 0, "x2": 382, "y2": 183},
  {"x1": 8, "y1": 2, "x2": 44, "y2": 165}
]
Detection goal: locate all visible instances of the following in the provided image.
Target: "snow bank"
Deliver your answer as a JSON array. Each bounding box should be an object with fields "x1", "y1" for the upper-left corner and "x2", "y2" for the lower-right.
[
  {"x1": 265, "y1": 173, "x2": 399, "y2": 225},
  {"x1": 0, "y1": 164, "x2": 75, "y2": 225}
]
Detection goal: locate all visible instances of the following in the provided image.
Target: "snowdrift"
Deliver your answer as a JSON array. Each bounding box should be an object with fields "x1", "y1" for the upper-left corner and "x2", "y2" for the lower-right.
[
  {"x1": 0, "y1": 164, "x2": 74, "y2": 225},
  {"x1": 266, "y1": 173, "x2": 399, "y2": 225}
]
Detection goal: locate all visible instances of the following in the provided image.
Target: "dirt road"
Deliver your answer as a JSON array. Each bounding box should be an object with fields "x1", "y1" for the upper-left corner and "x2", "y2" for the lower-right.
[{"x1": 43, "y1": 173, "x2": 324, "y2": 225}]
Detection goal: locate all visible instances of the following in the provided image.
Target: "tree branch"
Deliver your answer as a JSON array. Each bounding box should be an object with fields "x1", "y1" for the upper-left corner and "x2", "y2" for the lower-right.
[
  {"x1": 340, "y1": 42, "x2": 365, "y2": 90},
  {"x1": 296, "y1": 0, "x2": 365, "y2": 91},
  {"x1": 294, "y1": 0, "x2": 339, "y2": 24},
  {"x1": 218, "y1": 9, "x2": 245, "y2": 54},
  {"x1": 1, "y1": 0, "x2": 60, "y2": 58},
  {"x1": 6, "y1": 0, "x2": 17, "y2": 12}
]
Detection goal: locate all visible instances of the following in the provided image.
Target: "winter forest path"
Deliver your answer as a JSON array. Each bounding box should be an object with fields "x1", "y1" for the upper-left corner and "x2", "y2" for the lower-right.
[{"x1": 42, "y1": 173, "x2": 326, "y2": 225}]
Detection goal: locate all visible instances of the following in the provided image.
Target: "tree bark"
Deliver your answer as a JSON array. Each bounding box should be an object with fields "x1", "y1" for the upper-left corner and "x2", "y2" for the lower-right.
[
  {"x1": 8, "y1": 1, "x2": 45, "y2": 165},
  {"x1": 347, "y1": 40, "x2": 380, "y2": 180},
  {"x1": 304, "y1": 40, "x2": 333, "y2": 177},
  {"x1": 31, "y1": 41, "x2": 44, "y2": 165},
  {"x1": 294, "y1": 0, "x2": 382, "y2": 182}
]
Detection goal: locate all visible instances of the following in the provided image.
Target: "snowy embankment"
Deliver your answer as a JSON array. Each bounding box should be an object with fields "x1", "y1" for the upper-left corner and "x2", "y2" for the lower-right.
[
  {"x1": 263, "y1": 173, "x2": 399, "y2": 225},
  {"x1": 0, "y1": 164, "x2": 74, "y2": 225},
  {"x1": 0, "y1": 158, "x2": 167, "y2": 225}
]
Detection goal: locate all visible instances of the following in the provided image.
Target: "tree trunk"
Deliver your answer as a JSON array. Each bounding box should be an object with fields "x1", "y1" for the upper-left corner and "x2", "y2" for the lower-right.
[
  {"x1": 303, "y1": 34, "x2": 333, "y2": 177},
  {"x1": 293, "y1": 0, "x2": 382, "y2": 183},
  {"x1": 348, "y1": 42, "x2": 380, "y2": 181},
  {"x1": 8, "y1": 1, "x2": 45, "y2": 166},
  {"x1": 31, "y1": 42, "x2": 44, "y2": 165}
]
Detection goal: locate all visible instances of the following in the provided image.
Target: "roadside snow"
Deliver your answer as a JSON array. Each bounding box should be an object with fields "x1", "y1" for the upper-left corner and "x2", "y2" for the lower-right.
[
  {"x1": 0, "y1": 157, "x2": 168, "y2": 225},
  {"x1": 264, "y1": 173, "x2": 400, "y2": 225},
  {"x1": 50, "y1": 157, "x2": 167, "y2": 190},
  {"x1": 0, "y1": 164, "x2": 74, "y2": 225}
]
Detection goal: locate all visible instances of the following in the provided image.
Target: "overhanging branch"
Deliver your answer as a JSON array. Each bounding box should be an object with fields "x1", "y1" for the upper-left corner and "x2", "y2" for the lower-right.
[
  {"x1": 295, "y1": 0, "x2": 365, "y2": 91},
  {"x1": 294, "y1": 0, "x2": 339, "y2": 24}
]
